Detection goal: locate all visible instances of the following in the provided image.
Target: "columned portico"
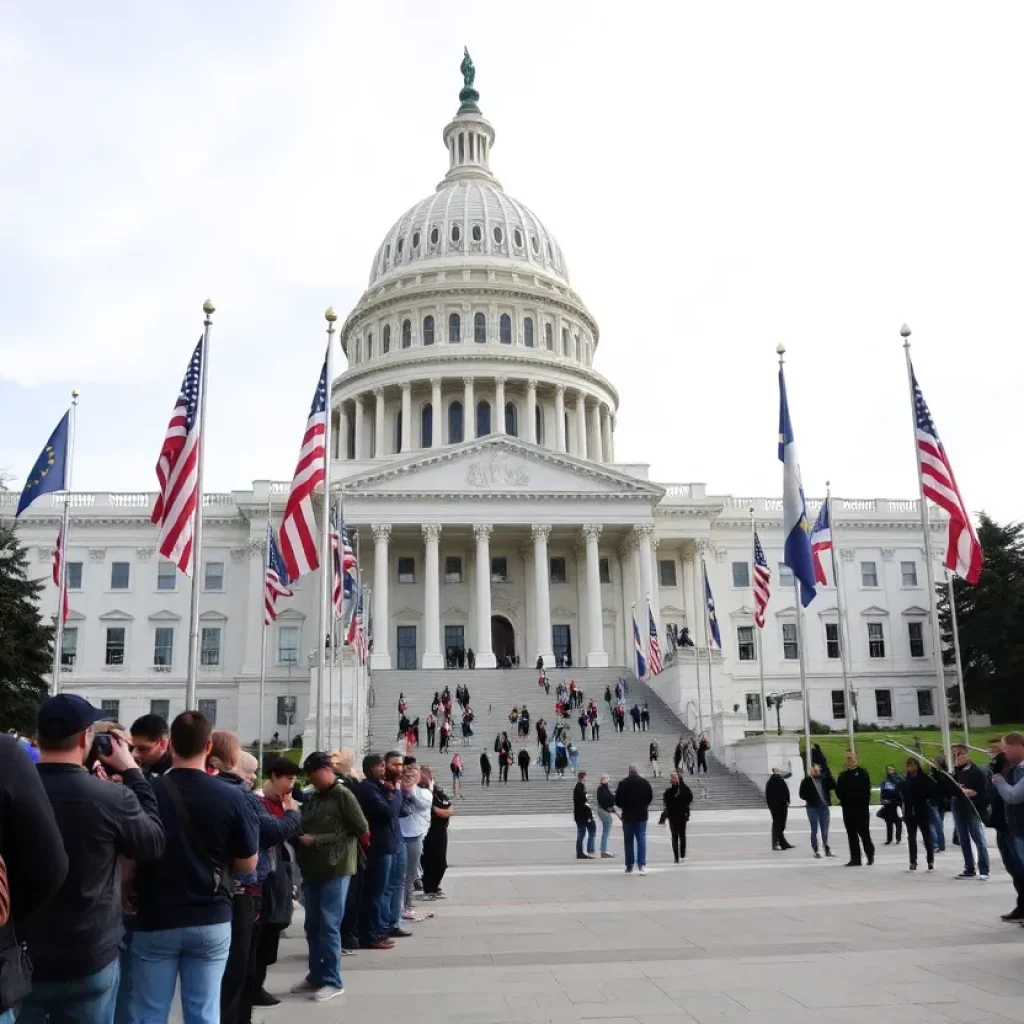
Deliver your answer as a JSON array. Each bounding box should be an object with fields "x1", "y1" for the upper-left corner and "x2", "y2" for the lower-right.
[
  {"x1": 422, "y1": 524, "x2": 443, "y2": 668},
  {"x1": 474, "y1": 524, "x2": 496, "y2": 667},
  {"x1": 371, "y1": 524, "x2": 391, "y2": 669},
  {"x1": 583, "y1": 524, "x2": 608, "y2": 667},
  {"x1": 532, "y1": 524, "x2": 555, "y2": 666},
  {"x1": 588, "y1": 402, "x2": 602, "y2": 463},
  {"x1": 400, "y1": 382, "x2": 412, "y2": 452},
  {"x1": 636, "y1": 524, "x2": 654, "y2": 613},
  {"x1": 600, "y1": 408, "x2": 612, "y2": 464},
  {"x1": 354, "y1": 395, "x2": 366, "y2": 459}
]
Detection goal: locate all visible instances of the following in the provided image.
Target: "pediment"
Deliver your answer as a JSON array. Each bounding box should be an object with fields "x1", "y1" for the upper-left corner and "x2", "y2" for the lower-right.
[
  {"x1": 902, "y1": 605, "x2": 929, "y2": 617},
  {"x1": 199, "y1": 610, "x2": 228, "y2": 623},
  {"x1": 729, "y1": 604, "x2": 755, "y2": 618},
  {"x1": 340, "y1": 436, "x2": 664, "y2": 500},
  {"x1": 660, "y1": 604, "x2": 686, "y2": 616},
  {"x1": 277, "y1": 607, "x2": 305, "y2": 622},
  {"x1": 99, "y1": 608, "x2": 134, "y2": 621},
  {"x1": 148, "y1": 609, "x2": 181, "y2": 623},
  {"x1": 860, "y1": 605, "x2": 889, "y2": 617},
  {"x1": 815, "y1": 605, "x2": 839, "y2": 618},
  {"x1": 774, "y1": 605, "x2": 797, "y2": 618}
]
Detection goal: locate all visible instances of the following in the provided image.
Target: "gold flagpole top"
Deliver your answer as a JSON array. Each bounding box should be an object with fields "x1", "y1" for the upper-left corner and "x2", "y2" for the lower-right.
[
  {"x1": 325, "y1": 307, "x2": 338, "y2": 323},
  {"x1": 202, "y1": 298, "x2": 215, "y2": 316},
  {"x1": 900, "y1": 323, "x2": 911, "y2": 337}
]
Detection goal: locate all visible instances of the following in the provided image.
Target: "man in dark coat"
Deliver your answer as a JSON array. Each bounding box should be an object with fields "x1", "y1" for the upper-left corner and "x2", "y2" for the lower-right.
[
  {"x1": 614, "y1": 765, "x2": 654, "y2": 874},
  {"x1": 573, "y1": 772, "x2": 596, "y2": 859},
  {"x1": 659, "y1": 772, "x2": 693, "y2": 863},
  {"x1": 835, "y1": 751, "x2": 875, "y2": 866},
  {"x1": 765, "y1": 767, "x2": 794, "y2": 851}
]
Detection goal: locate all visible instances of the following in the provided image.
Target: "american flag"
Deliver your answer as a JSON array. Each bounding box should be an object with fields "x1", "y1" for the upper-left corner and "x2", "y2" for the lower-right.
[
  {"x1": 280, "y1": 358, "x2": 328, "y2": 581},
  {"x1": 809, "y1": 499, "x2": 832, "y2": 586},
  {"x1": 912, "y1": 366, "x2": 983, "y2": 584},
  {"x1": 330, "y1": 510, "x2": 357, "y2": 621},
  {"x1": 647, "y1": 601, "x2": 662, "y2": 675},
  {"x1": 52, "y1": 522, "x2": 68, "y2": 625},
  {"x1": 151, "y1": 338, "x2": 204, "y2": 573},
  {"x1": 346, "y1": 586, "x2": 366, "y2": 663},
  {"x1": 264, "y1": 521, "x2": 293, "y2": 625},
  {"x1": 753, "y1": 531, "x2": 771, "y2": 629}
]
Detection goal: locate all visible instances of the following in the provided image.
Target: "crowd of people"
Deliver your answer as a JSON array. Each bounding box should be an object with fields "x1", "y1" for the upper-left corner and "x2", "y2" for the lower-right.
[{"x1": 0, "y1": 695, "x2": 455, "y2": 1023}]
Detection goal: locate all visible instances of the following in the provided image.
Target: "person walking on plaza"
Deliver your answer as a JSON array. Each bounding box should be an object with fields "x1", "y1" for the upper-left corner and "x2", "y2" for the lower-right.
[
  {"x1": 878, "y1": 765, "x2": 904, "y2": 845},
  {"x1": 630, "y1": 704, "x2": 642, "y2": 732},
  {"x1": 900, "y1": 757, "x2": 937, "y2": 871},
  {"x1": 766, "y1": 767, "x2": 794, "y2": 851},
  {"x1": 595, "y1": 774, "x2": 616, "y2": 858},
  {"x1": 573, "y1": 772, "x2": 597, "y2": 859},
  {"x1": 989, "y1": 734, "x2": 1024, "y2": 920},
  {"x1": 518, "y1": 748, "x2": 531, "y2": 781},
  {"x1": 479, "y1": 750, "x2": 491, "y2": 786},
  {"x1": 615, "y1": 765, "x2": 654, "y2": 874},
  {"x1": 697, "y1": 735, "x2": 709, "y2": 774},
  {"x1": 641, "y1": 703, "x2": 651, "y2": 731},
  {"x1": 649, "y1": 740, "x2": 662, "y2": 778},
  {"x1": 660, "y1": 772, "x2": 693, "y2": 863},
  {"x1": 951, "y1": 744, "x2": 991, "y2": 880},
  {"x1": 835, "y1": 751, "x2": 874, "y2": 867},
  {"x1": 798, "y1": 763, "x2": 835, "y2": 858}
]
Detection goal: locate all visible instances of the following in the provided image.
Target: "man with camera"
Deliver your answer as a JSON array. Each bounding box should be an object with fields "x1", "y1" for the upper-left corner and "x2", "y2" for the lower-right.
[
  {"x1": 990, "y1": 733, "x2": 1024, "y2": 922},
  {"x1": 18, "y1": 694, "x2": 166, "y2": 1023},
  {"x1": 129, "y1": 714, "x2": 173, "y2": 778}
]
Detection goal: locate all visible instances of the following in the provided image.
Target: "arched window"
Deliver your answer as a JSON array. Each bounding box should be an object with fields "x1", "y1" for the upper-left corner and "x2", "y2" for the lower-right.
[
  {"x1": 476, "y1": 400, "x2": 491, "y2": 437},
  {"x1": 474, "y1": 312, "x2": 486, "y2": 343},
  {"x1": 366, "y1": 332, "x2": 373, "y2": 359},
  {"x1": 562, "y1": 328, "x2": 570, "y2": 356},
  {"x1": 499, "y1": 313, "x2": 512, "y2": 345},
  {"x1": 535, "y1": 404, "x2": 544, "y2": 445},
  {"x1": 347, "y1": 416, "x2": 356, "y2": 458},
  {"x1": 448, "y1": 401, "x2": 464, "y2": 444},
  {"x1": 505, "y1": 402, "x2": 518, "y2": 436},
  {"x1": 524, "y1": 317, "x2": 534, "y2": 348},
  {"x1": 395, "y1": 410, "x2": 403, "y2": 454},
  {"x1": 421, "y1": 403, "x2": 433, "y2": 448},
  {"x1": 545, "y1": 323, "x2": 553, "y2": 350},
  {"x1": 402, "y1": 319, "x2": 411, "y2": 349},
  {"x1": 564, "y1": 412, "x2": 570, "y2": 446},
  {"x1": 382, "y1": 325, "x2": 390, "y2": 354},
  {"x1": 423, "y1": 315, "x2": 435, "y2": 346},
  {"x1": 448, "y1": 313, "x2": 461, "y2": 343}
]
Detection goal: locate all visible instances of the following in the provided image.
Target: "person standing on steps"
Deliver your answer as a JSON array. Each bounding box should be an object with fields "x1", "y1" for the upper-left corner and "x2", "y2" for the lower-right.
[
  {"x1": 596, "y1": 774, "x2": 617, "y2": 858},
  {"x1": 641, "y1": 703, "x2": 651, "y2": 731},
  {"x1": 798, "y1": 763, "x2": 835, "y2": 858},
  {"x1": 614, "y1": 765, "x2": 654, "y2": 875},
  {"x1": 673, "y1": 738, "x2": 684, "y2": 774},
  {"x1": 467, "y1": 647, "x2": 475, "y2": 670},
  {"x1": 418, "y1": 768, "x2": 452, "y2": 900},
  {"x1": 518, "y1": 748, "x2": 531, "y2": 781},
  {"x1": 578, "y1": 709, "x2": 588, "y2": 742},
  {"x1": 450, "y1": 752, "x2": 464, "y2": 800},
  {"x1": 541, "y1": 741, "x2": 552, "y2": 780},
  {"x1": 835, "y1": 751, "x2": 875, "y2": 867},
  {"x1": 878, "y1": 765, "x2": 904, "y2": 845},
  {"x1": 697, "y1": 735, "x2": 709, "y2": 774},
  {"x1": 425, "y1": 713, "x2": 436, "y2": 748},
  {"x1": 660, "y1": 771, "x2": 693, "y2": 863},
  {"x1": 479, "y1": 750, "x2": 491, "y2": 787},
  {"x1": 900, "y1": 757, "x2": 936, "y2": 872},
  {"x1": 649, "y1": 740, "x2": 661, "y2": 778},
  {"x1": 630, "y1": 704, "x2": 642, "y2": 732},
  {"x1": 766, "y1": 767, "x2": 794, "y2": 851},
  {"x1": 573, "y1": 772, "x2": 597, "y2": 859},
  {"x1": 604, "y1": 685, "x2": 613, "y2": 714}
]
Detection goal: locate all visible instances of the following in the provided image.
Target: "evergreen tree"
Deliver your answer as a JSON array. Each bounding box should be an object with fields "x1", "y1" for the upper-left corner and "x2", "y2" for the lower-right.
[
  {"x1": 0, "y1": 522, "x2": 52, "y2": 731},
  {"x1": 938, "y1": 513, "x2": 1024, "y2": 722}
]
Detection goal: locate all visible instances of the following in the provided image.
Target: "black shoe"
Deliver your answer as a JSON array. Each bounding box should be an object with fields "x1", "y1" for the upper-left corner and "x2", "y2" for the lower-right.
[
  {"x1": 844, "y1": 861, "x2": 862, "y2": 867},
  {"x1": 910, "y1": 863, "x2": 917, "y2": 871},
  {"x1": 1001, "y1": 908, "x2": 1024, "y2": 922},
  {"x1": 867, "y1": 854, "x2": 874, "y2": 866},
  {"x1": 253, "y1": 989, "x2": 281, "y2": 1007},
  {"x1": 825, "y1": 847, "x2": 836, "y2": 858},
  {"x1": 884, "y1": 840, "x2": 893, "y2": 845},
  {"x1": 390, "y1": 927, "x2": 413, "y2": 938},
  {"x1": 813, "y1": 851, "x2": 821, "y2": 859}
]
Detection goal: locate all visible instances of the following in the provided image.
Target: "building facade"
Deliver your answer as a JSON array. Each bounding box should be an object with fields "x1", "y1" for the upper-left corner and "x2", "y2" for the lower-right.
[{"x1": 4, "y1": 71, "x2": 949, "y2": 743}]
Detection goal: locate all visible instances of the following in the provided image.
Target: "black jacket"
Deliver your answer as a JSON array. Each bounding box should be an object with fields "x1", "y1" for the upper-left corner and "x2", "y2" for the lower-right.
[
  {"x1": 517, "y1": 750, "x2": 531, "y2": 768},
  {"x1": 614, "y1": 774, "x2": 654, "y2": 822},
  {"x1": 953, "y1": 762, "x2": 990, "y2": 817},
  {"x1": 798, "y1": 775, "x2": 833, "y2": 808},
  {"x1": 661, "y1": 782, "x2": 693, "y2": 823},
  {"x1": 573, "y1": 782, "x2": 593, "y2": 825},
  {"x1": 835, "y1": 767, "x2": 872, "y2": 809},
  {"x1": 22, "y1": 763, "x2": 165, "y2": 982},
  {"x1": 900, "y1": 771, "x2": 936, "y2": 822},
  {"x1": 480, "y1": 753, "x2": 491, "y2": 773},
  {"x1": 596, "y1": 782, "x2": 616, "y2": 812},
  {"x1": 765, "y1": 774, "x2": 790, "y2": 808}
]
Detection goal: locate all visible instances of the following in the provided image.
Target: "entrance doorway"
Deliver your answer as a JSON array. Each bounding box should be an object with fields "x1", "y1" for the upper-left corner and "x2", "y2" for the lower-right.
[
  {"x1": 491, "y1": 615, "x2": 516, "y2": 664},
  {"x1": 444, "y1": 624, "x2": 465, "y2": 668},
  {"x1": 396, "y1": 626, "x2": 417, "y2": 670},
  {"x1": 552, "y1": 624, "x2": 573, "y2": 668}
]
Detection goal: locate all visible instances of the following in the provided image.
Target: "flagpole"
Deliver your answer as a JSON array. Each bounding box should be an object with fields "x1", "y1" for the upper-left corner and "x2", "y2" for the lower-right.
[
  {"x1": 690, "y1": 549, "x2": 704, "y2": 737},
  {"x1": 902, "y1": 324, "x2": 954, "y2": 771},
  {"x1": 701, "y1": 557, "x2": 716, "y2": 751},
  {"x1": 947, "y1": 572, "x2": 969, "y2": 746},
  {"x1": 258, "y1": 494, "x2": 272, "y2": 777},
  {"x1": 50, "y1": 391, "x2": 79, "y2": 696},
  {"x1": 354, "y1": 530, "x2": 363, "y2": 750},
  {"x1": 750, "y1": 506, "x2": 767, "y2": 735},
  {"x1": 315, "y1": 308, "x2": 337, "y2": 751},
  {"x1": 794, "y1": 579, "x2": 812, "y2": 771},
  {"x1": 827, "y1": 483, "x2": 855, "y2": 753},
  {"x1": 185, "y1": 299, "x2": 214, "y2": 709}
]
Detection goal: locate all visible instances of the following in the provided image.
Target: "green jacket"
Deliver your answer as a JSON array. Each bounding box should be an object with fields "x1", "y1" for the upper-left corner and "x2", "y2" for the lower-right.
[{"x1": 295, "y1": 781, "x2": 369, "y2": 882}]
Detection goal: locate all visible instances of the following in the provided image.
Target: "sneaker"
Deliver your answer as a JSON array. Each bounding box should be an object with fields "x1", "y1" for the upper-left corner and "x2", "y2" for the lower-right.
[
  {"x1": 625, "y1": 867, "x2": 633, "y2": 874},
  {"x1": 955, "y1": 871, "x2": 977, "y2": 879},
  {"x1": 600, "y1": 852, "x2": 614, "y2": 858},
  {"x1": 310, "y1": 985, "x2": 345, "y2": 1002},
  {"x1": 402, "y1": 910, "x2": 424, "y2": 921},
  {"x1": 341, "y1": 948, "x2": 358, "y2": 956},
  {"x1": 909, "y1": 864, "x2": 917, "y2": 871},
  {"x1": 813, "y1": 852, "x2": 821, "y2": 859},
  {"x1": 290, "y1": 979, "x2": 319, "y2": 993},
  {"x1": 979, "y1": 873, "x2": 990, "y2": 880},
  {"x1": 638, "y1": 867, "x2": 647, "y2": 876}
]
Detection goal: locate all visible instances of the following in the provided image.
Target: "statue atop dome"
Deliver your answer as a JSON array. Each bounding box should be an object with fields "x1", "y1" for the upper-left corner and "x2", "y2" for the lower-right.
[
  {"x1": 457, "y1": 47, "x2": 481, "y2": 114},
  {"x1": 461, "y1": 47, "x2": 476, "y2": 90}
]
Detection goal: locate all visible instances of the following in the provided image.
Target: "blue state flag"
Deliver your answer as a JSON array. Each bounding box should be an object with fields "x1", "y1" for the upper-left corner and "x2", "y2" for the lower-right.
[
  {"x1": 703, "y1": 561, "x2": 722, "y2": 650},
  {"x1": 777, "y1": 368, "x2": 817, "y2": 607},
  {"x1": 16, "y1": 411, "x2": 70, "y2": 517}
]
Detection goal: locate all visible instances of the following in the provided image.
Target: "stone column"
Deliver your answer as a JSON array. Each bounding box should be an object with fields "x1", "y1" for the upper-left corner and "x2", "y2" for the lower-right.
[
  {"x1": 573, "y1": 393, "x2": 588, "y2": 460},
  {"x1": 495, "y1": 376, "x2": 506, "y2": 435},
  {"x1": 619, "y1": 539, "x2": 634, "y2": 669},
  {"x1": 464, "y1": 376, "x2": 476, "y2": 441},
  {"x1": 474, "y1": 525, "x2": 496, "y2": 668},
  {"x1": 554, "y1": 386, "x2": 566, "y2": 453},
  {"x1": 430, "y1": 378, "x2": 442, "y2": 449},
  {"x1": 532, "y1": 524, "x2": 554, "y2": 665},
  {"x1": 373, "y1": 387, "x2": 386, "y2": 458},
  {"x1": 338, "y1": 405, "x2": 349, "y2": 461},
  {"x1": 609, "y1": 415, "x2": 616, "y2": 462},
  {"x1": 422, "y1": 524, "x2": 443, "y2": 668},
  {"x1": 600, "y1": 406, "x2": 612, "y2": 464},
  {"x1": 526, "y1": 381, "x2": 538, "y2": 444},
  {"x1": 583, "y1": 524, "x2": 608, "y2": 667},
  {"x1": 636, "y1": 524, "x2": 653, "y2": 611},
  {"x1": 354, "y1": 395, "x2": 366, "y2": 459},
  {"x1": 400, "y1": 382, "x2": 412, "y2": 452},
  {"x1": 588, "y1": 401, "x2": 602, "y2": 463},
  {"x1": 650, "y1": 536, "x2": 662, "y2": 638},
  {"x1": 682, "y1": 555, "x2": 695, "y2": 637},
  {"x1": 371, "y1": 524, "x2": 391, "y2": 669}
]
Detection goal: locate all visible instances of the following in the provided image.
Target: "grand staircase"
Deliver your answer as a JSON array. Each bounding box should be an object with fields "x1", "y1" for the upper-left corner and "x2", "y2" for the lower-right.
[{"x1": 366, "y1": 667, "x2": 763, "y2": 814}]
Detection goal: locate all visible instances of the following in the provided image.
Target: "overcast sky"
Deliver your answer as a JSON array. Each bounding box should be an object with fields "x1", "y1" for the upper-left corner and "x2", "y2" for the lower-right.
[{"x1": 1, "y1": 2, "x2": 1019, "y2": 521}]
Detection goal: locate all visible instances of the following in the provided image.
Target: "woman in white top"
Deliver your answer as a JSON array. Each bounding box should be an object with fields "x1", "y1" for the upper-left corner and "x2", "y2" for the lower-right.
[{"x1": 400, "y1": 764, "x2": 435, "y2": 919}]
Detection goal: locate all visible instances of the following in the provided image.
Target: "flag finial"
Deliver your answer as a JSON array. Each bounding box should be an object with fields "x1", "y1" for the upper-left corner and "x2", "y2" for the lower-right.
[
  {"x1": 325, "y1": 306, "x2": 338, "y2": 322},
  {"x1": 900, "y1": 323, "x2": 911, "y2": 338},
  {"x1": 202, "y1": 298, "x2": 215, "y2": 316}
]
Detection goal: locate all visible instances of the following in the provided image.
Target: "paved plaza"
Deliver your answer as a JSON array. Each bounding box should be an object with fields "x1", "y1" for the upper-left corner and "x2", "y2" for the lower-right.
[{"x1": 251, "y1": 810, "x2": 1024, "y2": 1023}]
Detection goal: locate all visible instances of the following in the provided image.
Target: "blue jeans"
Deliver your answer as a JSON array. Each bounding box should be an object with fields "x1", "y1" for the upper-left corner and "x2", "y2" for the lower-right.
[
  {"x1": 806, "y1": 806, "x2": 831, "y2": 852},
  {"x1": 131, "y1": 922, "x2": 231, "y2": 1024},
  {"x1": 930, "y1": 805, "x2": 946, "y2": 850},
  {"x1": 597, "y1": 810, "x2": 613, "y2": 855},
  {"x1": 361, "y1": 852, "x2": 393, "y2": 941},
  {"x1": 388, "y1": 841, "x2": 407, "y2": 930},
  {"x1": 18, "y1": 959, "x2": 120, "y2": 1024},
  {"x1": 576, "y1": 820, "x2": 596, "y2": 856},
  {"x1": 303, "y1": 876, "x2": 349, "y2": 989},
  {"x1": 622, "y1": 820, "x2": 648, "y2": 870},
  {"x1": 113, "y1": 932, "x2": 132, "y2": 1024},
  {"x1": 952, "y1": 805, "x2": 990, "y2": 875}
]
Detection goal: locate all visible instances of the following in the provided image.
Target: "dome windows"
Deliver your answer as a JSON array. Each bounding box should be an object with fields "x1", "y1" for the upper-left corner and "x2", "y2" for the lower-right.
[
  {"x1": 499, "y1": 313, "x2": 512, "y2": 345},
  {"x1": 397, "y1": 237, "x2": 404, "y2": 256},
  {"x1": 448, "y1": 401, "x2": 464, "y2": 444},
  {"x1": 514, "y1": 228, "x2": 524, "y2": 249},
  {"x1": 429, "y1": 226, "x2": 439, "y2": 246},
  {"x1": 531, "y1": 234, "x2": 539, "y2": 255},
  {"x1": 505, "y1": 402, "x2": 518, "y2": 436},
  {"x1": 383, "y1": 324, "x2": 391, "y2": 354},
  {"x1": 562, "y1": 328, "x2": 570, "y2": 357},
  {"x1": 545, "y1": 323, "x2": 554, "y2": 350},
  {"x1": 474, "y1": 312, "x2": 486, "y2": 343},
  {"x1": 412, "y1": 231, "x2": 421, "y2": 249},
  {"x1": 476, "y1": 400, "x2": 491, "y2": 438},
  {"x1": 448, "y1": 313, "x2": 461, "y2": 343},
  {"x1": 402, "y1": 319, "x2": 412, "y2": 349},
  {"x1": 471, "y1": 224, "x2": 482, "y2": 242},
  {"x1": 523, "y1": 317, "x2": 534, "y2": 348},
  {"x1": 366, "y1": 331, "x2": 374, "y2": 359},
  {"x1": 423, "y1": 315, "x2": 435, "y2": 346},
  {"x1": 450, "y1": 224, "x2": 461, "y2": 245},
  {"x1": 493, "y1": 226, "x2": 504, "y2": 245}
]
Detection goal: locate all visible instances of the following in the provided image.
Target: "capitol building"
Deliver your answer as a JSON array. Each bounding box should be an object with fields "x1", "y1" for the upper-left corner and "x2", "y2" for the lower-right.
[{"x1": 6, "y1": 67, "x2": 948, "y2": 747}]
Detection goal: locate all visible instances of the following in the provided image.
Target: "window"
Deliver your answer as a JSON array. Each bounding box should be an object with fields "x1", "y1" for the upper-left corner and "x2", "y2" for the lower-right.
[
  {"x1": 825, "y1": 622, "x2": 840, "y2": 659},
  {"x1": 448, "y1": 401, "x2": 464, "y2": 443},
  {"x1": 397, "y1": 236, "x2": 404, "y2": 256},
  {"x1": 450, "y1": 224, "x2": 460, "y2": 245},
  {"x1": 505, "y1": 402, "x2": 517, "y2": 436},
  {"x1": 524, "y1": 317, "x2": 534, "y2": 348},
  {"x1": 861, "y1": 561, "x2": 878, "y2": 587},
  {"x1": 60, "y1": 627, "x2": 77, "y2": 669},
  {"x1": 429, "y1": 226, "x2": 439, "y2": 246},
  {"x1": 737, "y1": 626, "x2": 756, "y2": 661},
  {"x1": 875, "y1": 688, "x2": 892, "y2": 718},
  {"x1": 396, "y1": 625, "x2": 417, "y2": 670},
  {"x1": 658, "y1": 559, "x2": 677, "y2": 587},
  {"x1": 277, "y1": 695, "x2": 298, "y2": 726},
  {"x1": 278, "y1": 626, "x2": 299, "y2": 664},
  {"x1": 868, "y1": 621, "x2": 885, "y2": 658},
  {"x1": 157, "y1": 561, "x2": 176, "y2": 591},
  {"x1": 499, "y1": 313, "x2": 512, "y2": 344},
  {"x1": 491, "y1": 556, "x2": 508, "y2": 583},
  {"x1": 731, "y1": 562, "x2": 750, "y2": 588},
  {"x1": 444, "y1": 556, "x2": 462, "y2": 583},
  {"x1": 382, "y1": 324, "x2": 391, "y2": 353},
  {"x1": 154, "y1": 627, "x2": 174, "y2": 668},
  {"x1": 476, "y1": 400, "x2": 491, "y2": 437},
  {"x1": 421, "y1": 404, "x2": 433, "y2": 448},
  {"x1": 412, "y1": 231, "x2": 420, "y2": 249},
  {"x1": 550, "y1": 557, "x2": 567, "y2": 584},
  {"x1": 493, "y1": 225, "x2": 503, "y2": 245},
  {"x1": 514, "y1": 228, "x2": 523, "y2": 248},
  {"x1": 395, "y1": 410, "x2": 403, "y2": 453},
  {"x1": 471, "y1": 224, "x2": 482, "y2": 242},
  {"x1": 535, "y1": 405, "x2": 543, "y2": 445},
  {"x1": 105, "y1": 627, "x2": 125, "y2": 666},
  {"x1": 545, "y1": 323, "x2": 553, "y2": 350},
  {"x1": 778, "y1": 563, "x2": 794, "y2": 588},
  {"x1": 831, "y1": 689, "x2": 846, "y2": 719},
  {"x1": 200, "y1": 627, "x2": 221, "y2": 666},
  {"x1": 203, "y1": 561, "x2": 224, "y2": 592},
  {"x1": 422, "y1": 315, "x2": 435, "y2": 346},
  {"x1": 901, "y1": 561, "x2": 918, "y2": 587},
  {"x1": 473, "y1": 311, "x2": 486, "y2": 343},
  {"x1": 66, "y1": 561, "x2": 83, "y2": 589},
  {"x1": 908, "y1": 621, "x2": 925, "y2": 658},
  {"x1": 782, "y1": 622, "x2": 798, "y2": 660},
  {"x1": 599, "y1": 557, "x2": 611, "y2": 583},
  {"x1": 397, "y1": 557, "x2": 416, "y2": 584},
  {"x1": 101, "y1": 699, "x2": 120, "y2": 721},
  {"x1": 917, "y1": 689, "x2": 934, "y2": 717},
  {"x1": 366, "y1": 331, "x2": 373, "y2": 358},
  {"x1": 746, "y1": 693, "x2": 763, "y2": 722},
  {"x1": 110, "y1": 562, "x2": 130, "y2": 589},
  {"x1": 448, "y1": 313, "x2": 461, "y2": 343},
  {"x1": 198, "y1": 698, "x2": 217, "y2": 726},
  {"x1": 150, "y1": 699, "x2": 170, "y2": 721},
  {"x1": 402, "y1": 319, "x2": 411, "y2": 348}
]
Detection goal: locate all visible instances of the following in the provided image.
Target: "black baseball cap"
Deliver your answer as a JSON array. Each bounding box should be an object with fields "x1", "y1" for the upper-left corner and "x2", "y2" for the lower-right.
[
  {"x1": 37, "y1": 694, "x2": 110, "y2": 742},
  {"x1": 302, "y1": 751, "x2": 334, "y2": 773}
]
